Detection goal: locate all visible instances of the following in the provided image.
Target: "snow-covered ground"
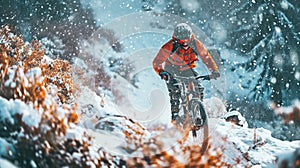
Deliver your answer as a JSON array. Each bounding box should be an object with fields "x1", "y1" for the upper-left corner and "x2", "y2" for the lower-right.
[
  {"x1": 73, "y1": 86, "x2": 300, "y2": 167},
  {"x1": 1, "y1": 88, "x2": 299, "y2": 167}
]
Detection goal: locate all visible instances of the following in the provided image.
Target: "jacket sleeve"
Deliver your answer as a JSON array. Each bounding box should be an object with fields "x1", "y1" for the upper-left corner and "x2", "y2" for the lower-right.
[
  {"x1": 194, "y1": 39, "x2": 219, "y2": 72},
  {"x1": 152, "y1": 40, "x2": 173, "y2": 75}
]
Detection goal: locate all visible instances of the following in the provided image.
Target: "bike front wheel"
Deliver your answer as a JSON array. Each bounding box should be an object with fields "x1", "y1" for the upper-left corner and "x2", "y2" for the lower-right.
[{"x1": 189, "y1": 99, "x2": 209, "y2": 154}]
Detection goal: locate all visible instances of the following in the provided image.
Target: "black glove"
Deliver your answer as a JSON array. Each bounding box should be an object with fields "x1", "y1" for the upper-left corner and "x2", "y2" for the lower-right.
[
  {"x1": 159, "y1": 71, "x2": 170, "y2": 81},
  {"x1": 211, "y1": 71, "x2": 220, "y2": 79}
]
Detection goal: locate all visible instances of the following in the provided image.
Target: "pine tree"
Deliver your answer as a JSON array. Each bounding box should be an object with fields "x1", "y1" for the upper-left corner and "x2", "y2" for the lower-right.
[{"x1": 228, "y1": 0, "x2": 300, "y2": 106}]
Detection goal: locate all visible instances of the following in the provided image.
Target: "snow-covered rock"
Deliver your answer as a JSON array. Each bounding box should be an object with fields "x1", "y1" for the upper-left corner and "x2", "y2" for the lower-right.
[
  {"x1": 224, "y1": 110, "x2": 248, "y2": 128},
  {"x1": 0, "y1": 97, "x2": 41, "y2": 128},
  {"x1": 203, "y1": 96, "x2": 227, "y2": 118}
]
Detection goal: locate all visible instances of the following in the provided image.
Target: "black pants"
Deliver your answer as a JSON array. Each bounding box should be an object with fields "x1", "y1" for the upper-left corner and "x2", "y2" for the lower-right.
[{"x1": 164, "y1": 66, "x2": 204, "y2": 115}]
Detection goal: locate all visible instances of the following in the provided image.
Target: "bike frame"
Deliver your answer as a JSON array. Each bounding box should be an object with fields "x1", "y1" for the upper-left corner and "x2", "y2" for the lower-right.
[
  {"x1": 165, "y1": 74, "x2": 211, "y2": 154},
  {"x1": 172, "y1": 75, "x2": 210, "y2": 128}
]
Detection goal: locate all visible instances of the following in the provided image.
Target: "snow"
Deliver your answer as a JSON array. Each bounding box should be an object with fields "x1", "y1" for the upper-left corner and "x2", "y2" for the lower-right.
[
  {"x1": 223, "y1": 110, "x2": 248, "y2": 127},
  {"x1": 180, "y1": 0, "x2": 200, "y2": 12},
  {"x1": 80, "y1": 0, "x2": 143, "y2": 26},
  {"x1": 20, "y1": 103, "x2": 41, "y2": 128},
  {"x1": 296, "y1": 72, "x2": 300, "y2": 80},
  {"x1": 0, "y1": 158, "x2": 17, "y2": 168},
  {"x1": 1, "y1": 0, "x2": 300, "y2": 167},
  {"x1": 25, "y1": 67, "x2": 43, "y2": 83},
  {"x1": 0, "y1": 98, "x2": 12, "y2": 124},
  {"x1": 65, "y1": 126, "x2": 85, "y2": 140},
  {"x1": 273, "y1": 100, "x2": 300, "y2": 115},
  {"x1": 0, "y1": 138, "x2": 14, "y2": 157},
  {"x1": 280, "y1": 0, "x2": 290, "y2": 10},
  {"x1": 5, "y1": 66, "x2": 21, "y2": 88},
  {"x1": 216, "y1": 120, "x2": 300, "y2": 167},
  {"x1": 0, "y1": 56, "x2": 298, "y2": 167},
  {"x1": 0, "y1": 97, "x2": 41, "y2": 127},
  {"x1": 203, "y1": 96, "x2": 227, "y2": 118},
  {"x1": 82, "y1": 113, "x2": 300, "y2": 167}
]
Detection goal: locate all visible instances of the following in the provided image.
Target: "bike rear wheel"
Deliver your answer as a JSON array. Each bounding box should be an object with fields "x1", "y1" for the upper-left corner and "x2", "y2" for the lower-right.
[{"x1": 189, "y1": 99, "x2": 209, "y2": 154}]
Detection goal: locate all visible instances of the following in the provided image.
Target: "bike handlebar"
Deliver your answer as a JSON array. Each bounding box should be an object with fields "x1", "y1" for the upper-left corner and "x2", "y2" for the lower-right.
[
  {"x1": 195, "y1": 75, "x2": 211, "y2": 81},
  {"x1": 173, "y1": 75, "x2": 211, "y2": 81}
]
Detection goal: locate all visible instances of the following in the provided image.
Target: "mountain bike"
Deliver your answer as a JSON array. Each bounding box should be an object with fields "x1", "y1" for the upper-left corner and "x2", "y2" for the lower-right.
[{"x1": 172, "y1": 75, "x2": 210, "y2": 154}]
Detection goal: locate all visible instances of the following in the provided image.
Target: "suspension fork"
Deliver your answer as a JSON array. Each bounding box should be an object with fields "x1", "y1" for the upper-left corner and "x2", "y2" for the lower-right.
[
  {"x1": 184, "y1": 82, "x2": 194, "y2": 123},
  {"x1": 187, "y1": 81, "x2": 195, "y2": 92},
  {"x1": 188, "y1": 80, "x2": 203, "y2": 100},
  {"x1": 178, "y1": 82, "x2": 189, "y2": 120}
]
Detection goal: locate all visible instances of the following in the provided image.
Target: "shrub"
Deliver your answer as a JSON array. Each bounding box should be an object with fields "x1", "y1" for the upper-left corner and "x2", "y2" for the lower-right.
[{"x1": 0, "y1": 25, "x2": 74, "y2": 104}]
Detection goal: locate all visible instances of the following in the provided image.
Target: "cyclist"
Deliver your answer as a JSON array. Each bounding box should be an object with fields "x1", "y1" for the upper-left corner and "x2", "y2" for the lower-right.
[{"x1": 152, "y1": 23, "x2": 220, "y2": 122}]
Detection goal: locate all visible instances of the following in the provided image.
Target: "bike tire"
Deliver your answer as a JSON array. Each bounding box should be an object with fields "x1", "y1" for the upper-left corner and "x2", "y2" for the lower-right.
[{"x1": 189, "y1": 99, "x2": 209, "y2": 154}]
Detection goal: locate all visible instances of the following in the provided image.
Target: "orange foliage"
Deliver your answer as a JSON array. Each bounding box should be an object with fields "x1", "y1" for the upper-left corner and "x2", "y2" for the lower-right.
[
  {"x1": 0, "y1": 24, "x2": 78, "y2": 131},
  {"x1": 43, "y1": 59, "x2": 74, "y2": 103},
  {"x1": 0, "y1": 25, "x2": 74, "y2": 104},
  {"x1": 23, "y1": 40, "x2": 45, "y2": 72},
  {"x1": 0, "y1": 25, "x2": 126, "y2": 168},
  {"x1": 0, "y1": 30, "x2": 46, "y2": 106},
  {"x1": 272, "y1": 102, "x2": 300, "y2": 125},
  {"x1": 280, "y1": 106, "x2": 300, "y2": 124}
]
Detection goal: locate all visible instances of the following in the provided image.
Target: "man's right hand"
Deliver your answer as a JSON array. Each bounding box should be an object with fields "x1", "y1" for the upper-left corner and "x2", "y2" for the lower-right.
[{"x1": 159, "y1": 71, "x2": 170, "y2": 81}]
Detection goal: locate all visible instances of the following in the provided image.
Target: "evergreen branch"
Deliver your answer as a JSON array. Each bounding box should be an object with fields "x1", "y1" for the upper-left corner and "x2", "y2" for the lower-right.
[
  {"x1": 278, "y1": 11, "x2": 293, "y2": 29},
  {"x1": 229, "y1": 1, "x2": 252, "y2": 16},
  {"x1": 255, "y1": 3, "x2": 268, "y2": 24},
  {"x1": 249, "y1": 58, "x2": 268, "y2": 101},
  {"x1": 235, "y1": 33, "x2": 272, "y2": 71}
]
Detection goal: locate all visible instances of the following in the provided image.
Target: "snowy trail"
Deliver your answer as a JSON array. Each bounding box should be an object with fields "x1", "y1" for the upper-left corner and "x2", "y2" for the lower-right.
[
  {"x1": 85, "y1": 115, "x2": 299, "y2": 167},
  {"x1": 75, "y1": 84, "x2": 299, "y2": 167},
  {"x1": 87, "y1": 117, "x2": 247, "y2": 162}
]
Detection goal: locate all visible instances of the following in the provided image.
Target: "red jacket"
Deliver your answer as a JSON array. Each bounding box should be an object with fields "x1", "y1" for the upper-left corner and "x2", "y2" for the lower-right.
[{"x1": 152, "y1": 39, "x2": 219, "y2": 75}]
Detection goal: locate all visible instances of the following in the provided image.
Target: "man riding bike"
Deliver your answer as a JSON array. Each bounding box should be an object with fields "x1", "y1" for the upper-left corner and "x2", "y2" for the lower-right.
[{"x1": 152, "y1": 23, "x2": 220, "y2": 123}]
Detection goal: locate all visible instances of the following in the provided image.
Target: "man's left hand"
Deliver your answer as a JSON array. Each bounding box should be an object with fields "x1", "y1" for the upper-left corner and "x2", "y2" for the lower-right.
[{"x1": 210, "y1": 71, "x2": 220, "y2": 79}]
